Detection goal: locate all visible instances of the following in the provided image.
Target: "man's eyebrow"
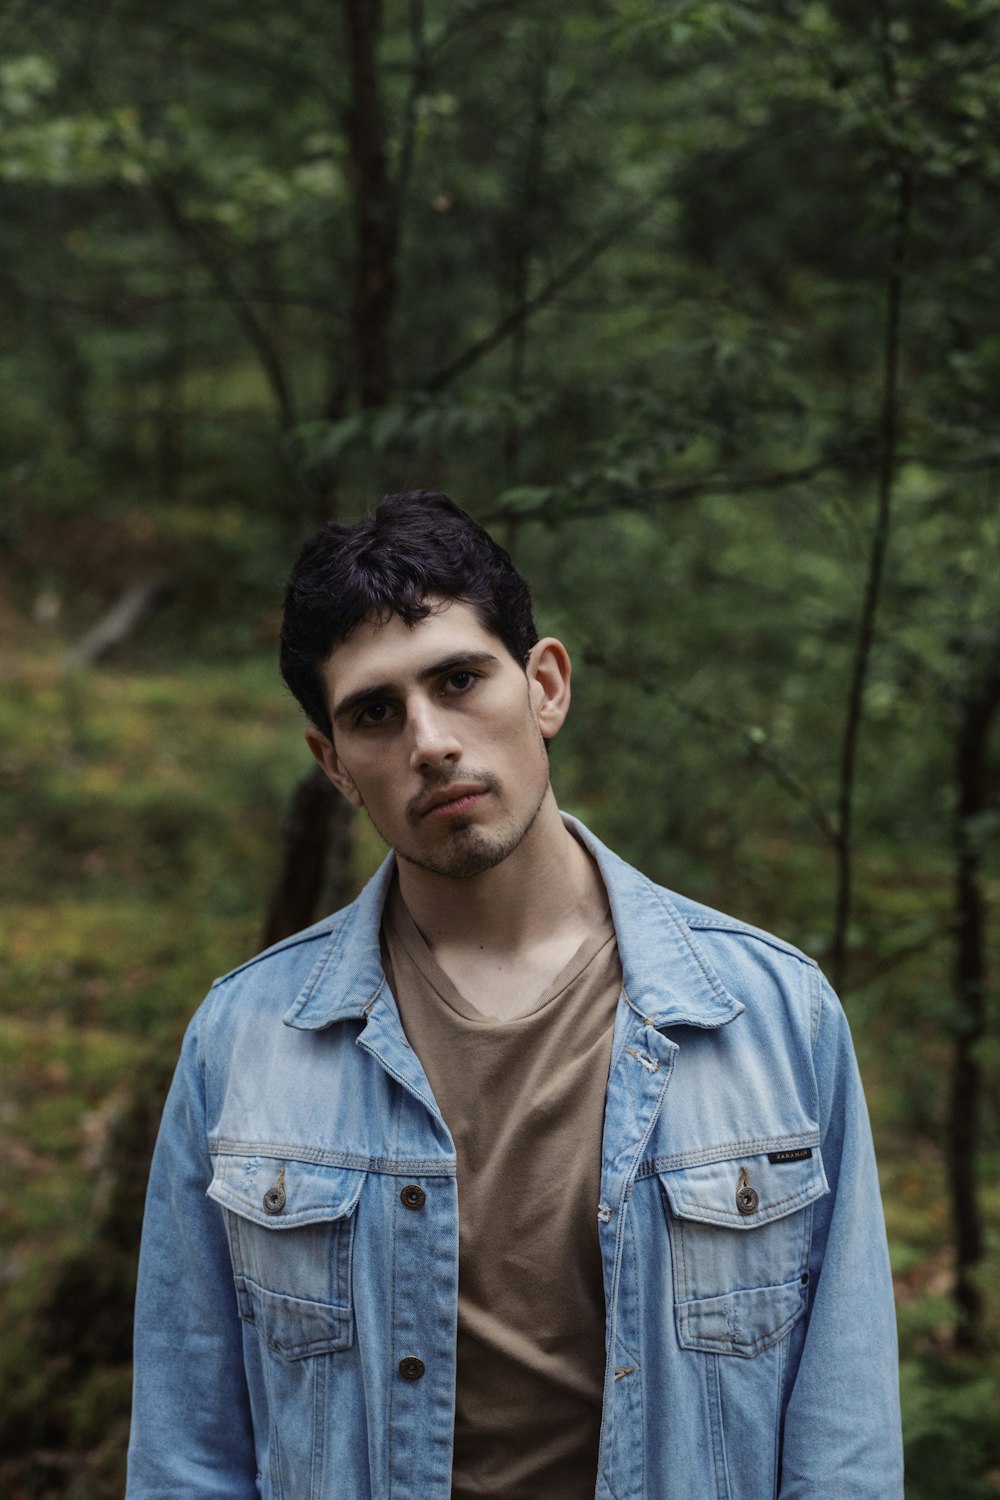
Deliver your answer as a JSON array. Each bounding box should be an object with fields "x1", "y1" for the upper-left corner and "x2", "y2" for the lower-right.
[
  {"x1": 418, "y1": 650, "x2": 500, "y2": 681},
  {"x1": 332, "y1": 650, "x2": 501, "y2": 723},
  {"x1": 332, "y1": 680, "x2": 396, "y2": 723}
]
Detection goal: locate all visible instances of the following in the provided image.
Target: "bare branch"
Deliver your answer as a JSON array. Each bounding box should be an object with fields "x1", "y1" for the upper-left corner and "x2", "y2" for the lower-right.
[
  {"x1": 2, "y1": 278, "x2": 346, "y2": 320},
  {"x1": 54, "y1": 0, "x2": 340, "y2": 105},
  {"x1": 847, "y1": 920, "x2": 955, "y2": 994},
  {"x1": 830, "y1": 155, "x2": 914, "y2": 992},
  {"x1": 482, "y1": 454, "x2": 858, "y2": 526},
  {"x1": 667, "y1": 693, "x2": 840, "y2": 849},
  {"x1": 902, "y1": 449, "x2": 1000, "y2": 474},
  {"x1": 478, "y1": 443, "x2": 1000, "y2": 529},
  {"x1": 422, "y1": 194, "x2": 662, "y2": 394},
  {"x1": 149, "y1": 180, "x2": 299, "y2": 431},
  {"x1": 422, "y1": 121, "x2": 827, "y2": 395},
  {"x1": 949, "y1": 632, "x2": 1000, "y2": 1349},
  {"x1": 395, "y1": 0, "x2": 431, "y2": 222},
  {"x1": 582, "y1": 649, "x2": 838, "y2": 849},
  {"x1": 160, "y1": 17, "x2": 340, "y2": 106},
  {"x1": 343, "y1": 0, "x2": 399, "y2": 408},
  {"x1": 427, "y1": 0, "x2": 527, "y2": 60}
]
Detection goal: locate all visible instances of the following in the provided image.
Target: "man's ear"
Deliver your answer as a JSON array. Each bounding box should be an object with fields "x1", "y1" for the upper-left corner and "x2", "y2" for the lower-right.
[
  {"x1": 525, "y1": 637, "x2": 572, "y2": 741},
  {"x1": 304, "y1": 727, "x2": 364, "y2": 808}
]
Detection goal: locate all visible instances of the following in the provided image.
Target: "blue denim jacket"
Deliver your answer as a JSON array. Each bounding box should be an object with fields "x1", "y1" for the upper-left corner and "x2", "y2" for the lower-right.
[{"x1": 127, "y1": 817, "x2": 903, "y2": 1499}]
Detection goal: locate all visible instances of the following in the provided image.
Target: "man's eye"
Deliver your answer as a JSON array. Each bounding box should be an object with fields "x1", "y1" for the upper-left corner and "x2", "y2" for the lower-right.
[
  {"x1": 445, "y1": 671, "x2": 477, "y2": 693},
  {"x1": 357, "y1": 702, "x2": 392, "y2": 726}
]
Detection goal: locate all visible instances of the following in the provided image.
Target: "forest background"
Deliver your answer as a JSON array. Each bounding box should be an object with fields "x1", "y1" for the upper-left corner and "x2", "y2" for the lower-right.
[{"x1": 1, "y1": 0, "x2": 998, "y2": 1494}]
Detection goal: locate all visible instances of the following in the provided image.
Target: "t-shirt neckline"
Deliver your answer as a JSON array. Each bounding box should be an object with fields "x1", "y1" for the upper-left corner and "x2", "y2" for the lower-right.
[{"x1": 383, "y1": 879, "x2": 616, "y2": 1026}]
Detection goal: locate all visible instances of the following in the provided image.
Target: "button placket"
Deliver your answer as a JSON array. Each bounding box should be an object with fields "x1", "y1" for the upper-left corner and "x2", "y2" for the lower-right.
[{"x1": 598, "y1": 1017, "x2": 677, "y2": 1500}]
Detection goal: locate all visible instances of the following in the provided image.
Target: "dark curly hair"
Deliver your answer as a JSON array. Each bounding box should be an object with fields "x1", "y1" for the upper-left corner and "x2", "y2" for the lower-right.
[{"x1": 279, "y1": 491, "x2": 538, "y2": 736}]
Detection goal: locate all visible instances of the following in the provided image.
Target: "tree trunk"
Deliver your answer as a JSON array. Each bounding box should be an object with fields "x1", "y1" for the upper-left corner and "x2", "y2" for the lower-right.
[
  {"x1": 68, "y1": 577, "x2": 171, "y2": 668},
  {"x1": 156, "y1": 290, "x2": 186, "y2": 502},
  {"x1": 262, "y1": 0, "x2": 401, "y2": 944},
  {"x1": 261, "y1": 768, "x2": 355, "y2": 947},
  {"x1": 343, "y1": 0, "x2": 398, "y2": 411},
  {"x1": 830, "y1": 161, "x2": 912, "y2": 993},
  {"x1": 947, "y1": 649, "x2": 1000, "y2": 1348},
  {"x1": 501, "y1": 24, "x2": 553, "y2": 481}
]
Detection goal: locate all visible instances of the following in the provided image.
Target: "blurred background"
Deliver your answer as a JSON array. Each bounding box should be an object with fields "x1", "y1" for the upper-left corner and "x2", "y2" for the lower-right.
[{"x1": 1, "y1": 0, "x2": 998, "y2": 1493}]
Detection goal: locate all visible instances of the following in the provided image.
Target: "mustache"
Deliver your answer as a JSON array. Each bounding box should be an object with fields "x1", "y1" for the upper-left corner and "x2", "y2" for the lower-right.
[{"x1": 406, "y1": 770, "x2": 502, "y2": 821}]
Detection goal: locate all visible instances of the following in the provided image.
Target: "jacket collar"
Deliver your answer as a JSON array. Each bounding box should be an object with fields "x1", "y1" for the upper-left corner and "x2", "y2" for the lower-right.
[
  {"x1": 564, "y1": 816, "x2": 743, "y2": 1028},
  {"x1": 283, "y1": 853, "x2": 396, "y2": 1030},
  {"x1": 283, "y1": 814, "x2": 744, "y2": 1032}
]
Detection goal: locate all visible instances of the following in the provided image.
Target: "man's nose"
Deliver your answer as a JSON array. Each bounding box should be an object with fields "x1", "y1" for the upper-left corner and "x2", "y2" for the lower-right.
[{"x1": 407, "y1": 701, "x2": 462, "y2": 772}]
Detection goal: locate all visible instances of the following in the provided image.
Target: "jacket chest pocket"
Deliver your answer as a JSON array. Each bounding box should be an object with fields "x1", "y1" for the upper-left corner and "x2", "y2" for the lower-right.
[
  {"x1": 659, "y1": 1144, "x2": 827, "y2": 1359},
  {"x1": 207, "y1": 1154, "x2": 365, "y2": 1361}
]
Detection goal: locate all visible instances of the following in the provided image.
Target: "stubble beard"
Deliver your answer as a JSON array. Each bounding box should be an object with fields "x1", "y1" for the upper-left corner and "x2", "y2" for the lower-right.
[{"x1": 375, "y1": 769, "x2": 551, "y2": 881}]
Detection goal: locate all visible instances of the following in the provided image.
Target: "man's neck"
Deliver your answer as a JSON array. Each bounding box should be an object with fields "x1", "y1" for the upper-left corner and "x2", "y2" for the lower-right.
[{"x1": 394, "y1": 793, "x2": 607, "y2": 965}]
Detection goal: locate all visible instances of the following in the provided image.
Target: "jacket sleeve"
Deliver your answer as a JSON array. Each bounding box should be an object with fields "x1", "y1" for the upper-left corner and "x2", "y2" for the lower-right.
[
  {"x1": 126, "y1": 1001, "x2": 258, "y2": 1498},
  {"x1": 778, "y1": 971, "x2": 904, "y2": 1498}
]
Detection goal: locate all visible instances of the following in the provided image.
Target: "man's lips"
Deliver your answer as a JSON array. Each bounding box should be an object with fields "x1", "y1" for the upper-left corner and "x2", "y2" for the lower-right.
[{"x1": 418, "y1": 785, "x2": 490, "y2": 819}]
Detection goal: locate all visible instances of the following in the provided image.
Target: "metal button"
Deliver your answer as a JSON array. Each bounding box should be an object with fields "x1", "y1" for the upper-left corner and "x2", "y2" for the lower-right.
[
  {"x1": 400, "y1": 1184, "x2": 426, "y2": 1211},
  {"x1": 263, "y1": 1168, "x2": 286, "y2": 1216},
  {"x1": 735, "y1": 1166, "x2": 758, "y2": 1216},
  {"x1": 399, "y1": 1356, "x2": 425, "y2": 1381}
]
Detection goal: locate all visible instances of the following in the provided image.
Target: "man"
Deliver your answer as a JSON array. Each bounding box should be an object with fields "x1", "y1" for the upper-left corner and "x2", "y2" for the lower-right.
[{"x1": 127, "y1": 491, "x2": 903, "y2": 1499}]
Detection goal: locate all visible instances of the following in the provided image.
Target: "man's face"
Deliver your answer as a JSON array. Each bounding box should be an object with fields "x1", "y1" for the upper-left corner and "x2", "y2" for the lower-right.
[{"x1": 308, "y1": 599, "x2": 568, "y2": 880}]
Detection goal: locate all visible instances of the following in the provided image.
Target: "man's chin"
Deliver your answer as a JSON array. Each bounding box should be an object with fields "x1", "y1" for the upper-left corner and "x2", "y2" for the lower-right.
[
  {"x1": 391, "y1": 809, "x2": 536, "y2": 880},
  {"x1": 397, "y1": 828, "x2": 519, "y2": 880}
]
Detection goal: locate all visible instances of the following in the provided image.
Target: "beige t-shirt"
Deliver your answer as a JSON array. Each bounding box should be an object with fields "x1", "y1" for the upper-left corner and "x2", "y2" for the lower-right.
[{"x1": 380, "y1": 880, "x2": 622, "y2": 1500}]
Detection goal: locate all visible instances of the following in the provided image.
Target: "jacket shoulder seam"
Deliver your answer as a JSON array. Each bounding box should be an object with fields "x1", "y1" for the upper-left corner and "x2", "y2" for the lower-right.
[
  {"x1": 683, "y1": 914, "x2": 818, "y2": 968},
  {"x1": 210, "y1": 919, "x2": 343, "y2": 990}
]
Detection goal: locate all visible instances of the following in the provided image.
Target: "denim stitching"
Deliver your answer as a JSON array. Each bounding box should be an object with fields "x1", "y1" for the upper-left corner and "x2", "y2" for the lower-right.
[
  {"x1": 668, "y1": 1183, "x2": 821, "y2": 1221},
  {"x1": 209, "y1": 1141, "x2": 457, "y2": 1174},
  {"x1": 312, "y1": 1327, "x2": 327, "y2": 1492},
  {"x1": 676, "y1": 1304, "x2": 804, "y2": 1357},
  {"x1": 773, "y1": 1332, "x2": 787, "y2": 1497},
  {"x1": 387, "y1": 1145, "x2": 399, "y2": 1500},
  {"x1": 809, "y1": 963, "x2": 824, "y2": 1052},
  {"x1": 684, "y1": 916, "x2": 819, "y2": 969},
  {"x1": 636, "y1": 1132, "x2": 821, "y2": 1177},
  {"x1": 706, "y1": 1354, "x2": 730, "y2": 1499}
]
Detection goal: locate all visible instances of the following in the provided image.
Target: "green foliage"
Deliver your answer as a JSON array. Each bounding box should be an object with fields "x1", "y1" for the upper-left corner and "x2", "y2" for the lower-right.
[
  {"x1": 1, "y1": 0, "x2": 999, "y2": 1492},
  {"x1": 902, "y1": 1358, "x2": 1000, "y2": 1498}
]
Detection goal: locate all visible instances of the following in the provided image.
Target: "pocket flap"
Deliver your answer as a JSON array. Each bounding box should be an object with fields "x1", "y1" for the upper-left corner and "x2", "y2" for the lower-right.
[
  {"x1": 242, "y1": 1280, "x2": 353, "y2": 1359},
  {"x1": 676, "y1": 1279, "x2": 808, "y2": 1358},
  {"x1": 660, "y1": 1144, "x2": 827, "y2": 1229},
  {"x1": 207, "y1": 1154, "x2": 365, "y2": 1229}
]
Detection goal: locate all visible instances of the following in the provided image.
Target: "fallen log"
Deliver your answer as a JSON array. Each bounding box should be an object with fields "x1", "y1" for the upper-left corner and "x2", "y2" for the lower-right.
[{"x1": 67, "y1": 577, "x2": 171, "y2": 668}]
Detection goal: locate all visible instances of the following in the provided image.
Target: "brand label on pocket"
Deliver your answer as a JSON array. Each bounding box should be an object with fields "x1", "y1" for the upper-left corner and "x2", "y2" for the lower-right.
[{"x1": 767, "y1": 1147, "x2": 813, "y2": 1164}]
